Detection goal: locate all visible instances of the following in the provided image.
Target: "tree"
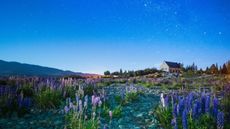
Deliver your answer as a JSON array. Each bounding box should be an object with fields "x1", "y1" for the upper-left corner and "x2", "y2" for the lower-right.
[
  {"x1": 210, "y1": 64, "x2": 218, "y2": 74},
  {"x1": 112, "y1": 71, "x2": 120, "y2": 76},
  {"x1": 119, "y1": 69, "x2": 123, "y2": 76},
  {"x1": 221, "y1": 64, "x2": 228, "y2": 74},
  {"x1": 227, "y1": 61, "x2": 230, "y2": 74},
  {"x1": 104, "y1": 71, "x2": 110, "y2": 75},
  {"x1": 205, "y1": 67, "x2": 210, "y2": 74}
]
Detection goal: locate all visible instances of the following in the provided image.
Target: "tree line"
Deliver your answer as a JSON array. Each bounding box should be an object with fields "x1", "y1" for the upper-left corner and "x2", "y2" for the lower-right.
[
  {"x1": 183, "y1": 61, "x2": 230, "y2": 75},
  {"x1": 104, "y1": 68, "x2": 159, "y2": 77},
  {"x1": 104, "y1": 60, "x2": 230, "y2": 77}
]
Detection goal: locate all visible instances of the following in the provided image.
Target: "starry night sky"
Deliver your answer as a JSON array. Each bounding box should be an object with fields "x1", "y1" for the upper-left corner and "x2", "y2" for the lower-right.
[{"x1": 0, "y1": 0, "x2": 230, "y2": 74}]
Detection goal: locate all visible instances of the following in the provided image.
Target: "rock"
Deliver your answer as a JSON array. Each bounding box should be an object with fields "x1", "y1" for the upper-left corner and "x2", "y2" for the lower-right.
[
  {"x1": 19, "y1": 121, "x2": 25, "y2": 125},
  {"x1": 148, "y1": 123, "x2": 155, "y2": 128},
  {"x1": 118, "y1": 118, "x2": 122, "y2": 123},
  {"x1": 30, "y1": 121, "x2": 34, "y2": 124},
  {"x1": 148, "y1": 111, "x2": 153, "y2": 115},
  {"x1": 136, "y1": 113, "x2": 143, "y2": 117},
  {"x1": 145, "y1": 119, "x2": 151, "y2": 123},
  {"x1": 54, "y1": 120, "x2": 62, "y2": 125}
]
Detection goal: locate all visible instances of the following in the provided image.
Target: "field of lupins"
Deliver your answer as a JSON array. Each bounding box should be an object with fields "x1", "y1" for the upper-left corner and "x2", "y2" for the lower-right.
[{"x1": 0, "y1": 76, "x2": 229, "y2": 129}]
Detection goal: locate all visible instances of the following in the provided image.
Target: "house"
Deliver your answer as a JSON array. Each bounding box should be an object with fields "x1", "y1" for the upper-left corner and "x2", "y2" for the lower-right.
[{"x1": 160, "y1": 61, "x2": 181, "y2": 73}]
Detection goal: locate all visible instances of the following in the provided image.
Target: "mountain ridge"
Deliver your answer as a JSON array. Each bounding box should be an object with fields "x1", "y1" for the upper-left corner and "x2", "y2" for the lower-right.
[{"x1": 0, "y1": 60, "x2": 90, "y2": 77}]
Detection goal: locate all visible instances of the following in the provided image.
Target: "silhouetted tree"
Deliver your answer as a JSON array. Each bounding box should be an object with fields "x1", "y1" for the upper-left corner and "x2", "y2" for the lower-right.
[
  {"x1": 221, "y1": 64, "x2": 228, "y2": 74},
  {"x1": 210, "y1": 64, "x2": 218, "y2": 74},
  {"x1": 227, "y1": 61, "x2": 230, "y2": 74},
  {"x1": 119, "y1": 69, "x2": 123, "y2": 76},
  {"x1": 104, "y1": 71, "x2": 110, "y2": 75}
]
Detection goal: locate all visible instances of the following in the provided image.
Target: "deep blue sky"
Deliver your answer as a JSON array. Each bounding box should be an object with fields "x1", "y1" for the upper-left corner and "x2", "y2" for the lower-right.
[{"x1": 0, "y1": 0, "x2": 230, "y2": 74}]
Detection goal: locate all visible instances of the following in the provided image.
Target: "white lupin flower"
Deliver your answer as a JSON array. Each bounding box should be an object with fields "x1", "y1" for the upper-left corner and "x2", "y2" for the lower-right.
[{"x1": 160, "y1": 93, "x2": 165, "y2": 107}]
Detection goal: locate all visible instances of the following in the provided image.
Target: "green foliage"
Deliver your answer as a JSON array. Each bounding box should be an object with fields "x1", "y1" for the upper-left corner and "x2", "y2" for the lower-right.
[
  {"x1": 124, "y1": 92, "x2": 139, "y2": 103},
  {"x1": 83, "y1": 85, "x2": 95, "y2": 96},
  {"x1": 35, "y1": 88, "x2": 62, "y2": 109},
  {"x1": 102, "y1": 105, "x2": 122, "y2": 119},
  {"x1": 64, "y1": 86, "x2": 77, "y2": 98},
  {"x1": 197, "y1": 114, "x2": 215, "y2": 129},
  {"x1": 17, "y1": 84, "x2": 34, "y2": 97},
  {"x1": 104, "y1": 71, "x2": 110, "y2": 75},
  {"x1": 112, "y1": 105, "x2": 122, "y2": 118},
  {"x1": 155, "y1": 106, "x2": 217, "y2": 129},
  {"x1": 154, "y1": 106, "x2": 172, "y2": 129},
  {"x1": 111, "y1": 68, "x2": 159, "y2": 77},
  {"x1": 65, "y1": 112, "x2": 99, "y2": 129},
  {"x1": 0, "y1": 95, "x2": 29, "y2": 117},
  {"x1": 114, "y1": 95, "x2": 122, "y2": 104},
  {"x1": 138, "y1": 82, "x2": 153, "y2": 88}
]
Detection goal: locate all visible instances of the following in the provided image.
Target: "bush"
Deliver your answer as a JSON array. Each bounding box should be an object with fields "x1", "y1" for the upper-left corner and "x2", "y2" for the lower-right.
[
  {"x1": 17, "y1": 84, "x2": 34, "y2": 97},
  {"x1": 114, "y1": 95, "x2": 122, "y2": 104},
  {"x1": 35, "y1": 88, "x2": 62, "y2": 109},
  {"x1": 65, "y1": 112, "x2": 99, "y2": 129},
  {"x1": 84, "y1": 85, "x2": 95, "y2": 96},
  {"x1": 155, "y1": 106, "x2": 172, "y2": 128},
  {"x1": 64, "y1": 86, "x2": 76, "y2": 98},
  {"x1": 112, "y1": 105, "x2": 122, "y2": 118},
  {"x1": 102, "y1": 105, "x2": 122, "y2": 119},
  {"x1": 0, "y1": 95, "x2": 32, "y2": 117},
  {"x1": 124, "y1": 92, "x2": 139, "y2": 104}
]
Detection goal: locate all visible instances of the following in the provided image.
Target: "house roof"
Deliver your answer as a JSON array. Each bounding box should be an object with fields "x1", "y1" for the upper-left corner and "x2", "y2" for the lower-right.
[{"x1": 165, "y1": 61, "x2": 181, "y2": 68}]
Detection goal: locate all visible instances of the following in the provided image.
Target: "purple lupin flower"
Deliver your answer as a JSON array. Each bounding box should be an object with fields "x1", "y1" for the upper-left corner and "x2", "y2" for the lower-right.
[
  {"x1": 84, "y1": 95, "x2": 88, "y2": 103},
  {"x1": 164, "y1": 95, "x2": 169, "y2": 108},
  {"x1": 217, "y1": 112, "x2": 224, "y2": 129},
  {"x1": 91, "y1": 95, "x2": 95, "y2": 105},
  {"x1": 79, "y1": 99, "x2": 82, "y2": 112},
  {"x1": 179, "y1": 97, "x2": 184, "y2": 115},
  {"x1": 182, "y1": 109, "x2": 188, "y2": 129},
  {"x1": 173, "y1": 104, "x2": 177, "y2": 117},
  {"x1": 93, "y1": 96, "x2": 100, "y2": 106},
  {"x1": 205, "y1": 96, "x2": 210, "y2": 113},
  {"x1": 192, "y1": 101, "x2": 198, "y2": 119},
  {"x1": 64, "y1": 106, "x2": 69, "y2": 113},
  {"x1": 187, "y1": 92, "x2": 193, "y2": 110},
  {"x1": 201, "y1": 92, "x2": 206, "y2": 113},
  {"x1": 75, "y1": 94, "x2": 79, "y2": 104},
  {"x1": 213, "y1": 97, "x2": 218, "y2": 118},
  {"x1": 176, "y1": 104, "x2": 180, "y2": 116},
  {"x1": 171, "y1": 117, "x2": 178, "y2": 129},
  {"x1": 103, "y1": 124, "x2": 108, "y2": 129},
  {"x1": 196, "y1": 100, "x2": 202, "y2": 116},
  {"x1": 69, "y1": 102, "x2": 74, "y2": 109},
  {"x1": 23, "y1": 97, "x2": 32, "y2": 109},
  {"x1": 84, "y1": 101, "x2": 87, "y2": 108}
]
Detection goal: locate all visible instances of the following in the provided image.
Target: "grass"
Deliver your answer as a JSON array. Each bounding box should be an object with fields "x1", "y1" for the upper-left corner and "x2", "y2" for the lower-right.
[{"x1": 35, "y1": 88, "x2": 62, "y2": 109}]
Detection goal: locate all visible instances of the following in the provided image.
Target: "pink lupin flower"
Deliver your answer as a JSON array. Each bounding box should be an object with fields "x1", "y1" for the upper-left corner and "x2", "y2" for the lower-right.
[{"x1": 109, "y1": 111, "x2": 112, "y2": 119}]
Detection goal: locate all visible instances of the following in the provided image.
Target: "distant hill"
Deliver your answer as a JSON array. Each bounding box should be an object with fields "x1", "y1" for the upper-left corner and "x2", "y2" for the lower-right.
[{"x1": 0, "y1": 60, "x2": 86, "y2": 77}]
